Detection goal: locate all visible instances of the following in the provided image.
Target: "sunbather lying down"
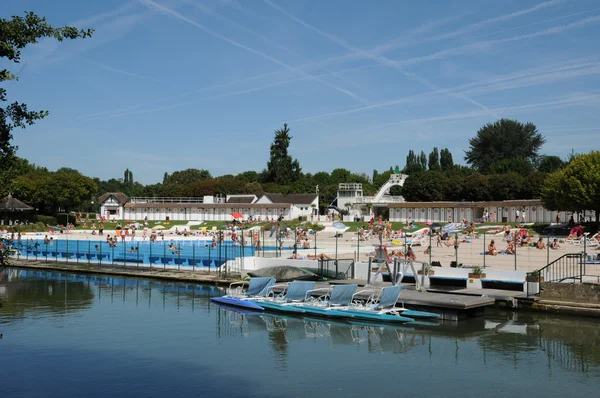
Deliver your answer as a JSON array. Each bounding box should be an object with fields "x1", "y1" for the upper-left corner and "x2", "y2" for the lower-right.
[
  {"x1": 288, "y1": 253, "x2": 333, "y2": 260},
  {"x1": 308, "y1": 253, "x2": 332, "y2": 260}
]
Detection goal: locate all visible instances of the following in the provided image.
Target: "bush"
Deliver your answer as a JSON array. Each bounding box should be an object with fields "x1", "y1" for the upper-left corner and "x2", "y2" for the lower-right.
[
  {"x1": 36, "y1": 215, "x2": 57, "y2": 225},
  {"x1": 304, "y1": 222, "x2": 325, "y2": 232},
  {"x1": 10, "y1": 222, "x2": 48, "y2": 233},
  {"x1": 56, "y1": 213, "x2": 77, "y2": 226}
]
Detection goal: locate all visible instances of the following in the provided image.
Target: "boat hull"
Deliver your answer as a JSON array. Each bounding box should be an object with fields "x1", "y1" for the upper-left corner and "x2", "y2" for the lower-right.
[
  {"x1": 336, "y1": 309, "x2": 413, "y2": 323},
  {"x1": 210, "y1": 296, "x2": 265, "y2": 311},
  {"x1": 401, "y1": 309, "x2": 440, "y2": 319},
  {"x1": 258, "y1": 301, "x2": 307, "y2": 313}
]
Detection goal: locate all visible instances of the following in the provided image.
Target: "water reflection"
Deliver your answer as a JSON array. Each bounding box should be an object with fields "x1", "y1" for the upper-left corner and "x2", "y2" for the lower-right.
[
  {"x1": 215, "y1": 304, "x2": 600, "y2": 378},
  {"x1": 0, "y1": 267, "x2": 223, "y2": 324},
  {"x1": 2, "y1": 266, "x2": 600, "y2": 393}
]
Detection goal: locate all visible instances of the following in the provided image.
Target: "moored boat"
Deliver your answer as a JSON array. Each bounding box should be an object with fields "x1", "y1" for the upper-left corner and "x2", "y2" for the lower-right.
[{"x1": 210, "y1": 277, "x2": 275, "y2": 310}]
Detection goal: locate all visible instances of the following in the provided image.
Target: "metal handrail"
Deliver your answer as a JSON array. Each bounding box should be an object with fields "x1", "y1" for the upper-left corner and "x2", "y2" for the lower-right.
[{"x1": 534, "y1": 252, "x2": 585, "y2": 283}]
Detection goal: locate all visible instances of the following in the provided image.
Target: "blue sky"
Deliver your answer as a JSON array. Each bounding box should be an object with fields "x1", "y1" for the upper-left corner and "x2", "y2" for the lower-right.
[{"x1": 4, "y1": 0, "x2": 600, "y2": 183}]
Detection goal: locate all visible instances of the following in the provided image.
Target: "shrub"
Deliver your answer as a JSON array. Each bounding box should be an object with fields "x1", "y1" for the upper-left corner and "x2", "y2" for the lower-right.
[
  {"x1": 10, "y1": 222, "x2": 48, "y2": 233},
  {"x1": 36, "y1": 215, "x2": 57, "y2": 225},
  {"x1": 56, "y1": 213, "x2": 77, "y2": 226}
]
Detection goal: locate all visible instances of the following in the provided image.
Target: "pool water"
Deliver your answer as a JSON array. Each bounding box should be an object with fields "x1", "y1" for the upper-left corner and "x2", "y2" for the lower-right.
[
  {"x1": 12, "y1": 238, "x2": 259, "y2": 269},
  {"x1": 1, "y1": 267, "x2": 600, "y2": 397}
]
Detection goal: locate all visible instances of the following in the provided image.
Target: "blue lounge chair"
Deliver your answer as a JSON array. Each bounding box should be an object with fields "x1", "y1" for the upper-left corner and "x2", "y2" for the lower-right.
[
  {"x1": 210, "y1": 277, "x2": 276, "y2": 310},
  {"x1": 343, "y1": 285, "x2": 439, "y2": 320},
  {"x1": 259, "y1": 281, "x2": 316, "y2": 313},
  {"x1": 284, "y1": 284, "x2": 360, "y2": 318}
]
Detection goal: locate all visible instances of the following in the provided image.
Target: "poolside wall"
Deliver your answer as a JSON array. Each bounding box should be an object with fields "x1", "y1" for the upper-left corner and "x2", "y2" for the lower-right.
[{"x1": 540, "y1": 282, "x2": 600, "y2": 304}]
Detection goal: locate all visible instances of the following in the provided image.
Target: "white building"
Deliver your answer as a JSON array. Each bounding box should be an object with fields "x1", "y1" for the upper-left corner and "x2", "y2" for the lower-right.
[
  {"x1": 255, "y1": 193, "x2": 319, "y2": 220},
  {"x1": 98, "y1": 192, "x2": 318, "y2": 222},
  {"x1": 98, "y1": 192, "x2": 128, "y2": 221},
  {"x1": 388, "y1": 200, "x2": 573, "y2": 224}
]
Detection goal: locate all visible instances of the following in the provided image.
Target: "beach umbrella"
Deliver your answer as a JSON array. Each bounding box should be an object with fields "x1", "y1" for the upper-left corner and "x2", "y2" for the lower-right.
[
  {"x1": 332, "y1": 222, "x2": 346, "y2": 229},
  {"x1": 153, "y1": 225, "x2": 165, "y2": 230},
  {"x1": 231, "y1": 212, "x2": 243, "y2": 219}
]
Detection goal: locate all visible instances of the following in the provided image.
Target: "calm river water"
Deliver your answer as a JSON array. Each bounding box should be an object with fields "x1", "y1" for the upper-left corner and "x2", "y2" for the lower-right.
[{"x1": 1, "y1": 267, "x2": 600, "y2": 398}]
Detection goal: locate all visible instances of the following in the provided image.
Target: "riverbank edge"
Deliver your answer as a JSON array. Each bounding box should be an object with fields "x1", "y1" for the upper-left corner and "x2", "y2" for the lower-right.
[
  {"x1": 7, "y1": 259, "x2": 600, "y2": 319},
  {"x1": 5, "y1": 259, "x2": 239, "y2": 286}
]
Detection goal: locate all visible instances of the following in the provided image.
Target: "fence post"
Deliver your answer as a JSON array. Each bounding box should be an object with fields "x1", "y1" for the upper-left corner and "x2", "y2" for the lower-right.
[
  {"x1": 428, "y1": 231, "x2": 432, "y2": 265},
  {"x1": 335, "y1": 234, "x2": 338, "y2": 261},
  {"x1": 192, "y1": 245, "x2": 196, "y2": 272},
  {"x1": 455, "y1": 233, "x2": 458, "y2": 267},
  {"x1": 314, "y1": 229, "x2": 317, "y2": 259},
  {"x1": 514, "y1": 234, "x2": 517, "y2": 271},
  {"x1": 357, "y1": 232, "x2": 360, "y2": 261},
  {"x1": 546, "y1": 235, "x2": 550, "y2": 266},
  {"x1": 483, "y1": 233, "x2": 486, "y2": 269}
]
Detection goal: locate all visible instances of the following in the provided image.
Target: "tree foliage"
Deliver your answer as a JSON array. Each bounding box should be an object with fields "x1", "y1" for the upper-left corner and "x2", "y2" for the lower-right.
[
  {"x1": 536, "y1": 155, "x2": 565, "y2": 173},
  {"x1": 265, "y1": 123, "x2": 301, "y2": 185},
  {"x1": 402, "y1": 171, "x2": 444, "y2": 201},
  {"x1": 428, "y1": 147, "x2": 440, "y2": 171},
  {"x1": 404, "y1": 150, "x2": 425, "y2": 174},
  {"x1": 164, "y1": 168, "x2": 212, "y2": 185},
  {"x1": 440, "y1": 148, "x2": 454, "y2": 171},
  {"x1": 0, "y1": 12, "x2": 92, "y2": 189},
  {"x1": 541, "y1": 151, "x2": 600, "y2": 221},
  {"x1": 12, "y1": 170, "x2": 96, "y2": 212},
  {"x1": 465, "y1": 119, "x2": 545, "y2": 173}
]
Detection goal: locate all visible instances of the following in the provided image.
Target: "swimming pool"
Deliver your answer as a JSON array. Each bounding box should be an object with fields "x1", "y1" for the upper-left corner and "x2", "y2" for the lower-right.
[{"x1": 12, "y1": 238, "x2": 261, "y2": 270}]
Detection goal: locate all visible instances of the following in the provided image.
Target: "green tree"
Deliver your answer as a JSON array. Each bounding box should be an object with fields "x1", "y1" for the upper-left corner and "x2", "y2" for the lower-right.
[
  {"x1": 536, "y1": 155, "x2": 565, "y2": 173},
  {"x1": 443, "y1": 173, "x2": 464, "y2": 201},
  {"x1": 440, "y1": 148, "x2": 454, "y2": 171},
  {"x1": 521, "y1": 172, "x2": 548, "y2": 199},
  {"x1": 236, "y1": 170, "x2": 260, "y2": 183},
  {"x1": 428, "y1": 147, "x2": 440, "y2": 171},
  {"x1": 419, "y1": 151, "x2": 427, "y2": 171},
  {"x1": 164, "y1": 168, "x2": 212, "y2": 185},
  {"x1": 488, "y1": 157, "x2": 534, "y2": 176},
  {"x1": 329, "y1": 168, "x2": 351, "y2": 184},
  {"x1": 216, "y1": 177, "x2": 246, "y2": 195},
  {"x1": 404, "y1": 150, "x2": 427, "y2": 174},
  {"x1": 462, "y1": 174, "x2": 491, "y2": 201},
  {"x1": 242, "y1": 182, "x2": 264, "y2": 196},
  {"x1": 465, "y1": 119, "x2": 545, "y2": 173},
  {"x1": 402, "y1": 171, "x2": 444, "y2": 201},
  {"x1": 541, "y1": 151, "x2": 600, "y2": 221},
  {"x1": 12, "y1": 170, "x2": 96, "y2": 213},
  {"x1": 488, "y1": 173, "x2": 522, "y2": 200},
  {"x1": 1, "y1": 12, "x2": 92, "y2": 190},
  {"x1": 313, "y1": 171, "x2": 331, "y2": 186},
  {"x1": 265, "y1": 123, "x2": 301, "y2": 185},
  {"x1": 189, "y1": 179, "x2": 219, "y2": 197}
]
